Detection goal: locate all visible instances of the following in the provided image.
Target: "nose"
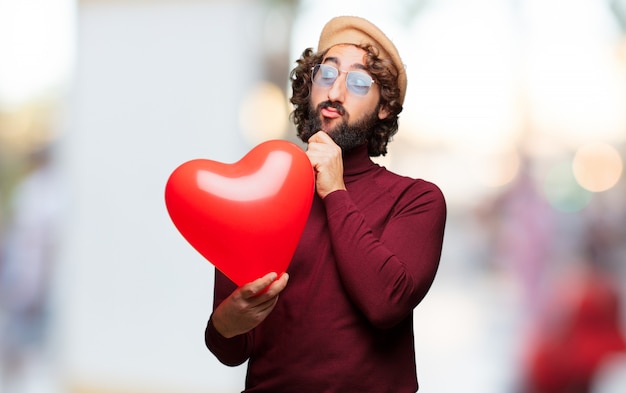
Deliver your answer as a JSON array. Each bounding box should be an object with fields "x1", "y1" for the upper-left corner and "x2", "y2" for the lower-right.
[{"x1": 327, "y1": 73, "x2": 347, "y2": 102}]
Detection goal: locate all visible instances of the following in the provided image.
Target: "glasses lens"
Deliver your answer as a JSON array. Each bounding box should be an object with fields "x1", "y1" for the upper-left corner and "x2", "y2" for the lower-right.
[
  {"x1": 346, "y1": 72, "x2": 373, "y2": 95},
  {"x1": 311, "y1": 64, "x2": 374, "y2": 95},
  {"x1": 312, "y1": 64, "x2": 338, "y2": 87}
]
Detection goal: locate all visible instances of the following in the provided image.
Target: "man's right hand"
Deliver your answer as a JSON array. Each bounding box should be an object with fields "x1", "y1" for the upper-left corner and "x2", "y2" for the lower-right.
[{"x1": 211, "y1": 272, "x2": 289, "y2": 338}]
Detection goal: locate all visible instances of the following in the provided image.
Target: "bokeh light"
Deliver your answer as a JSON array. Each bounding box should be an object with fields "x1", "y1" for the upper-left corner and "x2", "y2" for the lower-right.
[
  {"x1": 542, "y1": 159, "x2": 594, "y2": 212},
  {"x1": 238, "y1": 81, "x2": 289, "y2": 145},
  {"x1": 573, "y1": 142, "x2": 623, "y2": 192},
  {"x1": 471, "y1": 146, "x2": 522, "y2": 188}
]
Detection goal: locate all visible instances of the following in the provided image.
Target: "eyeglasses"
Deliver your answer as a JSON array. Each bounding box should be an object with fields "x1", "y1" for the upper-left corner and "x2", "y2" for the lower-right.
[{"x1": 311, "y1": 64, "x2": 375, "y2": 96}]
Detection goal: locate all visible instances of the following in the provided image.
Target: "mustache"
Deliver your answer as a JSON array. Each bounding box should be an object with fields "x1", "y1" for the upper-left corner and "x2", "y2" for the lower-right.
[{"x1": 317, "y1": 101, "x2": 346, "y2": 116}]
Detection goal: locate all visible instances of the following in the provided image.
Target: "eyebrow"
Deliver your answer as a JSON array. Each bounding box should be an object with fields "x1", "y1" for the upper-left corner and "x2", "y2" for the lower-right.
[{"x1": 322, "y1": 56, "x2": 368, "y2": 71}]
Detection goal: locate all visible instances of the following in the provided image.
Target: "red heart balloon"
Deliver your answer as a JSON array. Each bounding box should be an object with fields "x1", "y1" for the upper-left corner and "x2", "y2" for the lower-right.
[{"x1": 165, "y1": 140, "x2": 314, "y2": 287}]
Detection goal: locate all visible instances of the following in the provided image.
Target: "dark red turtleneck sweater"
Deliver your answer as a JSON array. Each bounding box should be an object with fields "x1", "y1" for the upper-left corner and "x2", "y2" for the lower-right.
[{"x1": 206, "y1": 145, "x2": 447, "y2": 392}]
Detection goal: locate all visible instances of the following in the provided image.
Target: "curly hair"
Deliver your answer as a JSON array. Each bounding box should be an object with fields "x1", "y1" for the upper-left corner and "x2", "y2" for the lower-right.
[{"x1": 289, "y1": 44, "x2": 403, "y2": 157}]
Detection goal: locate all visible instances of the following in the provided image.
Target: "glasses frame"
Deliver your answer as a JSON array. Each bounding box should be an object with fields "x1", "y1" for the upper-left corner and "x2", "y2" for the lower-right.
[{"x1": 310, "y1": 64, "x2": 376, "y2": 96}]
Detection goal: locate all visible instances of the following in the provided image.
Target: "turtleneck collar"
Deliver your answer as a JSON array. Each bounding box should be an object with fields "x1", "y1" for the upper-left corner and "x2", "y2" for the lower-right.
[{"x1": 342, "y1": 144, "x2": 377, "y2": 178}]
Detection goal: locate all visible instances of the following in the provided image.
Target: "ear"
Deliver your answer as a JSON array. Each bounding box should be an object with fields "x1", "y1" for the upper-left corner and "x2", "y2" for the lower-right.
[{"x1": 378, "y1": 106, "x2": 390, "y2": 120}]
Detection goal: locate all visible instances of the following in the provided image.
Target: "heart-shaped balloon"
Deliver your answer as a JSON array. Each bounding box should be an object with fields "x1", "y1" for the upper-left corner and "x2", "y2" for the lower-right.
[{"x1": 165, "y1": 140, "x2": 314, "y2": 287}]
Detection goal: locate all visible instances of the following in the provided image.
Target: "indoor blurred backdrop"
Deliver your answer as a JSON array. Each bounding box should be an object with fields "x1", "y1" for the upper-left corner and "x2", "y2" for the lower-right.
[{"x1": 1, "y1": 0, "x2": 625, "y2": 392}]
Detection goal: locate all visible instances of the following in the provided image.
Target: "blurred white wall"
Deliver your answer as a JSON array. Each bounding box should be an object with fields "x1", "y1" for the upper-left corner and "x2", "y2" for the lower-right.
[{"x1": 56, "y1": 1, "x2": 269, "y2": 391}]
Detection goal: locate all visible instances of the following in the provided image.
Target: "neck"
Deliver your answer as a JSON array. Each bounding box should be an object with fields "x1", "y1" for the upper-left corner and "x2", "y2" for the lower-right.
[{"x1": 342, "y1": 144, "x2": 375, "y2": 177}]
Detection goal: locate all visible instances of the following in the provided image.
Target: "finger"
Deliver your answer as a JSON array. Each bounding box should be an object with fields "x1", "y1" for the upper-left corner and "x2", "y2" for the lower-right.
[
  {"x1": 240, "y1": 272, "x2": 278, "y2": 299},
  {"x1": 267, "y1": 273, "x2": 289, "y2": 295},
  {"x1": 308, "y1": 131, "x2": 334, "y2": 145},
  {"x1": 248, "y1": 273, "x2": 290, "y2": 306},
  {"x1": 307, "y1": 141, "x2": 338, "y2": 164},
  {"x1": 254, "y1": 274, "x2": 289, "y2": 307},
  {"x1": 254, "y1": 295, "x2": 280, "y2": 314}
]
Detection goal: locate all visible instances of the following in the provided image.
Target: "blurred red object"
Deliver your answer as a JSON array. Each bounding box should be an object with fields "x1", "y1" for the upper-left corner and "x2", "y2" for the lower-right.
[{"x1": 524, "y1": 271, "x2": 626, "y2": 393}]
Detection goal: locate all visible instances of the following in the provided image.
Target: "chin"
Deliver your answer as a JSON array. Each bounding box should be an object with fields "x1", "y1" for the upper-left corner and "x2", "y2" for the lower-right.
[{"x1": 321, "y1": 120, "x2": 341, "y2": 134}]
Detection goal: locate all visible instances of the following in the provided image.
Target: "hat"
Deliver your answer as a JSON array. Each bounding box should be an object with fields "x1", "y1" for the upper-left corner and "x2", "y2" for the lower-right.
[{"x1": 317, "y1": 16, "x2": 407, "y2": 105}]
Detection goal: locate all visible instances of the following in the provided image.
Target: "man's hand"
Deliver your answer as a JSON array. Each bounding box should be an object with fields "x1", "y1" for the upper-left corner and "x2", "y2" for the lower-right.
[
  {"x1": 306, "y1": 131, "x2": 347, "y2": 199},
  {"x1": 211, "y1": 272, "x2": 289, "y2": 338}
]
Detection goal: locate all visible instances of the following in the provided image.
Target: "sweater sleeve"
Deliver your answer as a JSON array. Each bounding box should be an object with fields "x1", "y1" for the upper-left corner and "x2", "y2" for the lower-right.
[
  {"x1": 204, "y1": 269, "x2": 253, "y2": 366},
  {"x1": 324, "y1": 181, "x2": 446, "y2": 329}
]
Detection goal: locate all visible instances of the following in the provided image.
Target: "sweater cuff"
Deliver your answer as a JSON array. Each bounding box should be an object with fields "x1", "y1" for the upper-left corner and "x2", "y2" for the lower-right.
[
  {"x1": 323, "y1": 189, "x2": 352, "y2": 215},
  {"x1": 206, "y1": 317, "x2": 232, "y2": 345},
  {"x1": 205, "y1": 317, "x2": 252, "y2": 366}
]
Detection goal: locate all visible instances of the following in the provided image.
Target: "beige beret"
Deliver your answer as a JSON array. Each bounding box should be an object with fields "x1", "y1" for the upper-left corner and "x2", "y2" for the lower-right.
[{"x1": 317, "y1": 16, "x2": 407, "y2": 105}]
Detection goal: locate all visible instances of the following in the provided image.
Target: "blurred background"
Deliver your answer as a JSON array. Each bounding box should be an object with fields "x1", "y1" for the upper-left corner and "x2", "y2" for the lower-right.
[{"x1": 1, "y1": 0, "x2": 626, "y2": 392}]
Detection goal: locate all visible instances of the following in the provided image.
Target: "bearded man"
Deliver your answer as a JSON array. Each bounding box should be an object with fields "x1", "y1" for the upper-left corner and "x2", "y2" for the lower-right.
[{"x1": 205, "y1": 15, "x2": 447, "y2": 393}]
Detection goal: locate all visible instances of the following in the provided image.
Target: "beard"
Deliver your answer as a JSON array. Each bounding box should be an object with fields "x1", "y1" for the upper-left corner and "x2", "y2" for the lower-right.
[{"x1": 300, "y1": 101, "x2": 379, "y2": 152}]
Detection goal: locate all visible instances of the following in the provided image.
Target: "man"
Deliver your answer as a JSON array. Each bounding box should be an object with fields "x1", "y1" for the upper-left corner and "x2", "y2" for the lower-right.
[{"x1": 205, "y1": 16, "x2": 446, "y2": 392}]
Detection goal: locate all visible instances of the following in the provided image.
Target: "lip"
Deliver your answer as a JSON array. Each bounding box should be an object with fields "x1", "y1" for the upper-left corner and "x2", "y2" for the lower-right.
[{"x1": 321, "y1": 107, "x2": 342, "y2": 119}]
